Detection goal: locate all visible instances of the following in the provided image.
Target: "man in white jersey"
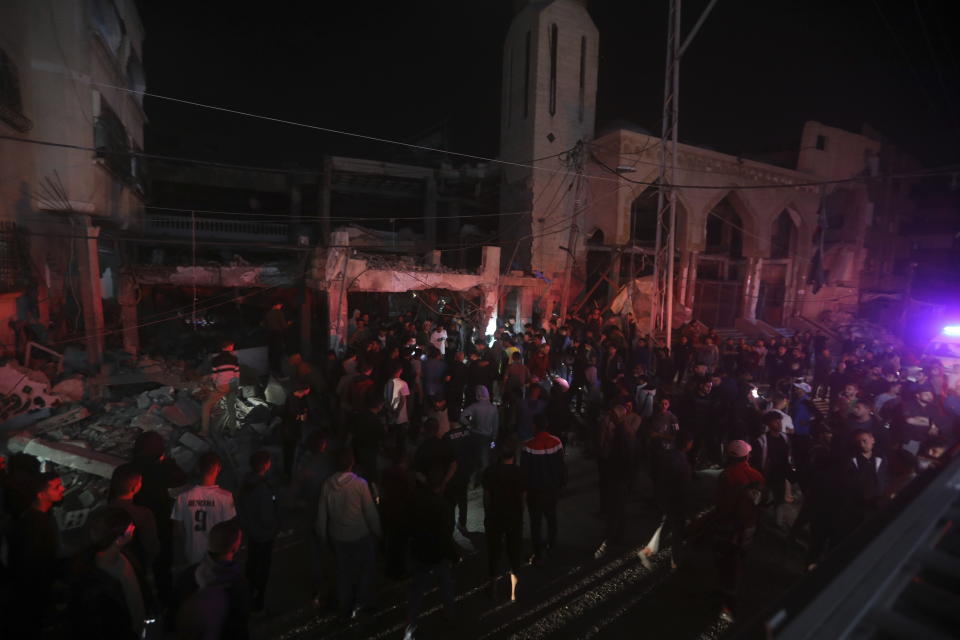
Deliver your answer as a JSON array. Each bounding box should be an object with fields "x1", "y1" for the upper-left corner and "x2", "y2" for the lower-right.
[{"x1": 172, "y1": 452, "x2": 237, "y2": 567}]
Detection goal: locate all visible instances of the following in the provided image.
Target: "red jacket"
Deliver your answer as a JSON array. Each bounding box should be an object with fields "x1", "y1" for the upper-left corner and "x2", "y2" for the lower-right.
[{"x1": 716, "y1": 460, "x2": 765, "y2": 530}]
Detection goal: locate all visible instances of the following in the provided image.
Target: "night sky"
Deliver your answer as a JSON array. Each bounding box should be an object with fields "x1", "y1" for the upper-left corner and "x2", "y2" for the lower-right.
[{"x1": 136, "y1": 0, "x2": 960, "y2": 170}]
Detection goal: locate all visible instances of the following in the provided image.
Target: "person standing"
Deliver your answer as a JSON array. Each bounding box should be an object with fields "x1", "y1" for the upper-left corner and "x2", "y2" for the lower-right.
[
  {"x1": 443, "y1": 420, "x2": 477, "y2": 535},
  {"x1": 751, "y1": 412, "x2": 793, "y2": 506},
  {"x1": 107, "y1": 466, "x2": 159, "y2": 603},
  {"x1": 594, "y1": 406, "x2": 636, "y2": 558},
  {"x1": 237, "y1": 451, "x2": 280, "y2": 612},
  {"x1": 445, "y1": 351, "x2": 469, "y2": 422},
  {"x1": 838, "y1": 430, "x2": 887, "y2": 537},
  {"x1": 404, "y1": 470, "x2": 460, "y2": 639},
  {"x1": 461, "y1": 385, "x2": 500, "y2": 481},
  {"x1": 430, "y1": 323, "x2": 449, "y2": 357},
  {"x1": 483, "y1": 437, "x2": 525, "y2": 602},
  {"x1": 126, "y1": 431, "x2": 186, "y2": 607},
  {"x1": 265, "y1": 302, "x2": 290, "y2": 375},
  {"x1": 521, "y1": 414, "x2": 567, "y2": 566},
  {"x1": 646, "y1": 430, "x2": 694, "y2": 570},
  {"x1": 6, "y1": 472, "x2": 66, "y2": 639},
  {"x1": 281, "y1": 381, "x2": 313, "y2": 480},
  {"x1": 714, "y1": 440, "x2": 765, "y2": 621},
  {"x1": 316, "y1": 449, "x2": 382, "y2": 619},
  {"x1": 385, "y1": 363, "x2": 412, "y2": 450},
  {"x1": 71, "y1": 507, "x2": 146, "y2": 640},
  {"x1": 201, "y1": 340, "x2": 240, "y2": 437},
  {"x1": 171, "y1": 453, "x2": 237, "y2": 569},
  {"x1": 174, "y1": 519, "x2": 250, "y2": 639}
]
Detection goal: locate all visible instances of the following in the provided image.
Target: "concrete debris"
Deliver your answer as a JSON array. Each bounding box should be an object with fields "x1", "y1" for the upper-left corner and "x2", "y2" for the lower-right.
[
  {"x1": 161, "y1": 396, "x2": 201, "y2": 427},
  {"x1": 23, "y1": 438, "x2": 126, "y2": 479},
  {"x1": 170, "y1": 445, "x2": 198, "y2": 472},
  {"x1": 52, "y1": 377, "x2": 86, "y2": 403},
  {"x1": 179, "y1": 431, "x2": 210, "y2": 453},
  {"x1": 35, "y1": 406, "x2": 91, "y2": 432},
  {"x1": 131, "y1": 413, "x2": 168, "y2": 432},
  {"x1": 147, "y1": 386, "x2": 176, "y2": 405},
  {"x1": 0, "y1": 362, "x2": 60, "y2": 425},
  {"x1": 136, "y1": 392, "x2": 153, "y2": 410},
  {"x1": 264, "y1": 376, "x2": 287, "y2": 406},
  {"x1": 0, "y1": 407, "x2": 52, "y2": 432}
]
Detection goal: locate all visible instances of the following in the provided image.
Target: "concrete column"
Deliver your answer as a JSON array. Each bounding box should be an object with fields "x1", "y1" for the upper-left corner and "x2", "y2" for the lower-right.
[
  {"x1": 424, "y1": 175, "x2": 438, "y2": 250},
  {"x1": 480, "y1": 245, "x2": 501, "y2": 336},
  {"x1": 300, "y1": 288, "x2": 313, "y2": 358},
  {"x1": 118, "y1": 273, "x2": 139, "y2": 357},
  {"x1": 75, "y1": 219, "x2": 104, "y2": 366},
  {"x1": 685, "y1": 251, "x2": 699, "y2": 308},
  {"x1": 677, "y1": 250, "x2": 690, "y2": 309},
  {"x1": 607, "y1": 250, "x2": 622, "y2": 305},
  {"x1": 319, "y1": 156, "x2": 332, "y2": 245},
  {"x1": 326, "y1": 231, "x2": 350, "y2": 353},
  {"x1": 518, "y1": 286, "x2": 535, "y2": 327},
  {"x1": 742, "y1": 257, "x2": 763, "y2": 322}
]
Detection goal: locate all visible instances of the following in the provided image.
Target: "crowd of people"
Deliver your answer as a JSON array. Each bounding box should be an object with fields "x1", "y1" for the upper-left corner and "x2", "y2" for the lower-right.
[{"x1": 1, "y1": 305, "x2": 958, "y2": 638}]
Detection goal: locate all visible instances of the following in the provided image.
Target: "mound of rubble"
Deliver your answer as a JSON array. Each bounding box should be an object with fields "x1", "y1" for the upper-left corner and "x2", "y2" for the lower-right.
[{"x1": 1, "y1": 352, "x2": 275, "y2": 535}]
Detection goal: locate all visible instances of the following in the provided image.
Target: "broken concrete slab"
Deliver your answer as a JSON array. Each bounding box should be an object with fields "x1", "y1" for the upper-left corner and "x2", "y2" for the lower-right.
[
  {"x1": 170, "y1": 445, "x2": 197, "y2": 472},
  {"x1": 34, "y1": 406, "x2": 91, "y2": 432},
  {"x1": 161, "y1": 397, "x2": 201, "y2": 427},
  {"x1": 131, "y1": 413, "x2": 168, "y2": 432},
  {"x1": 22, "y1": 438, "x2": 126, "y2": 479},
  {"x1": 179, "y1": 431, "x2": 210, "y2": 453}
]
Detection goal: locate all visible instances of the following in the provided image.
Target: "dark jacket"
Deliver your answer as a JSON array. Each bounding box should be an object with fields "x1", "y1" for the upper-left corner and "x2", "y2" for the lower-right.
[
  {"x1": 237, "y1": 473, "x2": 280, "y2": 543},
  {"x1": 521, "y1": 431, "x2": 567, "y2": 494},
  {"x1": 174, "y1": 554, "x2": 250, "y2": 640},
  {"x1": 407, "y1": 486, "x2": 459, "y2": 565}
]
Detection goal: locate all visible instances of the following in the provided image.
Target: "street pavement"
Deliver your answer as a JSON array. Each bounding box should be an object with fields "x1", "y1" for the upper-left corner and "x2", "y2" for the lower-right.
[{"x1": 241, "y1": 444, "x2": 807, "y2": 640}]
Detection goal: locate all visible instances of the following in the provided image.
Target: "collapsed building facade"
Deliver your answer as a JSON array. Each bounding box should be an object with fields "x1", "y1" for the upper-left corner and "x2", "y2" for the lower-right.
[{"x1": 0, "y1": 0, "x2": 932, "y2": 371}]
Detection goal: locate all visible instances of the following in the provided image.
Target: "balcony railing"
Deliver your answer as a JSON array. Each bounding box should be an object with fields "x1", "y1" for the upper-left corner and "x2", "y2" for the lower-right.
[{"x1": 144, "y1": 215, "x2": 289, "y2": 243}]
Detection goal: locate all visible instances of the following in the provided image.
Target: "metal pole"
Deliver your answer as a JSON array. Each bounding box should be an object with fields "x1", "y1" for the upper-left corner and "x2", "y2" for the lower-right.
[{"x1": 664, "y1": 0, "x2": 682, "y2": 348}]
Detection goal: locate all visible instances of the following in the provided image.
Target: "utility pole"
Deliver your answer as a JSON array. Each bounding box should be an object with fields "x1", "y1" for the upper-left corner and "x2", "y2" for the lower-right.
[
  {"x1": 650, "y1": 0, "x2": 720, "y2": 344},
  {"x1": 559, "y1": 142, "x2": 585, "y2": 325}
]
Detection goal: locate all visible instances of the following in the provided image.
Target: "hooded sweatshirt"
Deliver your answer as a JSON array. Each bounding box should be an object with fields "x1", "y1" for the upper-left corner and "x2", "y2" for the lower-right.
[
  {"x1": 461, "y1": 385, "x2": 499, "y2": 440},
  {"x1": 316, "y1": 471, "x2": 382, "y2": 543},
  {"x1": 176, "y1": 553, "x2": 250, "y2": 640}
]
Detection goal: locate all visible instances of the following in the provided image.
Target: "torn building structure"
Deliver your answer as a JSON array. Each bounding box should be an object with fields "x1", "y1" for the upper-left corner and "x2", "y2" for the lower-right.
[{"x1": 0, "y1": 0, "x2": 934, "y2": 371}]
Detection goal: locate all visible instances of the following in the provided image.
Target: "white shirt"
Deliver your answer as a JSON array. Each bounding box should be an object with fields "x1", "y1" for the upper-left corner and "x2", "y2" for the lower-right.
[
  {"x1": 171, "y1": 484, "x2": 236, "y2": 566},
  {"x1": 772, "y1": 408, "x2": 795, "y2": 434},
  {"x1": 385, "y1": 378, "x2": 410, "y2": 424}
]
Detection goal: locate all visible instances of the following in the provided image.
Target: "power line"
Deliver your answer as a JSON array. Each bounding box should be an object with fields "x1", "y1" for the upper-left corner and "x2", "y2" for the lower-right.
[{"x1": 80, "y1": 77, "x2": 594, "y2": 179}]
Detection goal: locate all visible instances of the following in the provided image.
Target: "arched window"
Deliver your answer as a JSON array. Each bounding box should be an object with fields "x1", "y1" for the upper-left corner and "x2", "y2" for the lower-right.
[
  {"x1": 548, "y1": 24, "x2": 558, "y2": 116},
  {"x1": 705, "y1": 197, "x2": 743, "y2": 259},
  {"x1": 0, "y1": 48, "x2": 31, "y2": 132},
  {"x1": 770, "y1": 210, "x2": 794, "y2": 259},
  {"x1": 629, "y1": 187, "x2": 664, "y2": 246}
]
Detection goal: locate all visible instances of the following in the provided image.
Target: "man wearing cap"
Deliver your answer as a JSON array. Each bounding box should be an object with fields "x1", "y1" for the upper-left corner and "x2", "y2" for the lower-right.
[{"x1": 714, "y1": 440, "x2": 764, "y2": 619}]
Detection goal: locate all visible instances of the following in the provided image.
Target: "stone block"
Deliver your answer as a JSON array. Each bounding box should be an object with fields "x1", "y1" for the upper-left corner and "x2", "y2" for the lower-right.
[
  {"x1": 170, "y1": 445, "x2": 197, "y2": 472},
  {"x1": 22, "y1": 438, "x2": 125, "y2": 479},
  {"x1": 147, "y1": 386, "x2": 176, "y2": 405},
  {"x1": 136, "y1": 392, "x2": 152, "y2": 410},
  {"x1": 179, "y1": 431, "x2": 210, "y2": 453},
  {"x1": 131, "y1": 413, "x2": 168, "y2": 432},
  {"x1": 264, "y1": 376, "x2": 287, "y2": 406}
]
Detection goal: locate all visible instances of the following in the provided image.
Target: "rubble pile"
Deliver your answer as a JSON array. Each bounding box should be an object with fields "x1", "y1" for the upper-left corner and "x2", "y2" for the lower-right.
[{"x1": 2, "y1": 347, "x2": 278, "y2": 535}]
